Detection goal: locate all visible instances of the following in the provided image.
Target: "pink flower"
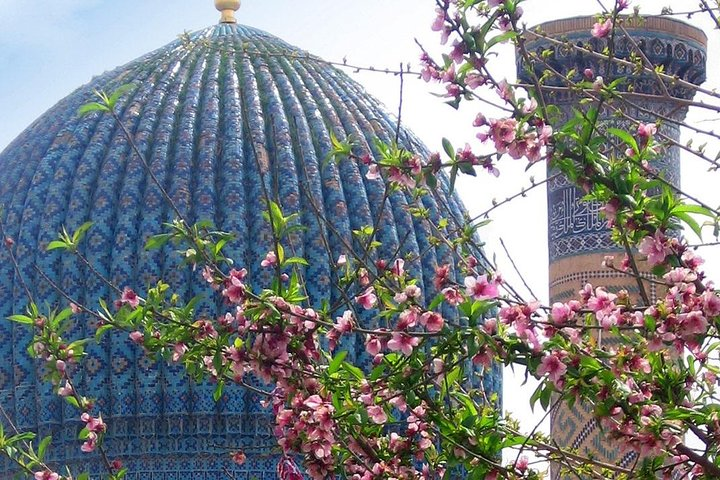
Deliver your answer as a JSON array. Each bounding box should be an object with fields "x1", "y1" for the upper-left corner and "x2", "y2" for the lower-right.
[
  {"x1": 431, "y1": 7, "x2": 446, "y2": 32},
  {"x1": 550, "y1": 302, "x2": 573, "y2": 325},
  {"x1": 387, "y1": 332, "x2": 421, "y2": 355},
  {"x1": 57, "y1": 381, "x2": 73, "y2": 397},
  {"x1": 129, "y1": 331, "x2": 144, "y2": 345},
  {"x1": 261, "y1": 251, "x2": 277, "y2": 268},
  {"x1": 639, "y1": 232, "x2": 671, "y2": 266},
  {"x1": 637, "y1": 122, "x2": 657, "y2": 138},
  {"x1": 70, "y1": 302, "x2": 82, "y2": 314},
  {"x1": 593, "y1": 76, "x2": 604, "y2": 91},
  {"x1": 172, "y1": 343, "x2": 188, "y2": 362},
  {"x1": 515, "y1": 455, "x2": 529, "y2": 473},
  {"x1": 120, "y1": 287, "x2": 140, "y2": 309},
  {"x1": 365, "y1": 163, "x2": 380, "y2": 180},
  {"x1": 81, "y1": 413, "x2": 106, "y2": 433},
  {"x1": 442, "y1": 287, "x2": 462, "y2": 306},
  {"x1": 391, "y1": 258, "x2": 405, "y2": 277},
  {"x1": 231, "y1": 450, "x2": 246, "y2": 465},
  {"x1": 55, "y1": 359, "x2": 66, "y2": 374},
  {"x1": 336, "y1": 254, "x2": 347, "y2": 266},
  {"x1": 464, "y1": 275, "x2": 499, "y2": 301},
  {"x1": 34, "y1": 471, "x2": 60, "y2": 480},
  {"x1": 81, "y1": 432, "x2": 98, "y2": 453},
  {"x1": 420, "y1": 311, "x2": 444, "y2": 333},
  {"x1": 591, "y1": 18, "x2": 612, "y2": 38},
  {"x1": 356, "y1": 287, "x2": 377, "y2": 310},
  {"x1": 365, "y1": 335, "x2": 384, "y2": 356},
  {"x1": 537, "y1": 352, "x2": 567, "y2": 385},
  {"x1": 222, "y1": 268, "x2": 248, "y2": 304},
  {"x1": 367, "y1": 405, "x2": 388, "y2": 424},
  {"x1": 680, "y1": 311, "x2": 708, "y2": 336},
  {"x1": 277, "y1": 456, "x2": 304, "y2": 480}
]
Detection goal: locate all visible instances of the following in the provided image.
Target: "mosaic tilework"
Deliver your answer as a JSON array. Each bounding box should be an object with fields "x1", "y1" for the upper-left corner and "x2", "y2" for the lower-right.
[
  {"x1": 0, "y1": 23, "x2": 501, "y2": 478},
  {"x1": 517, "y1": 16, "x2": 707, "y2": 479}
]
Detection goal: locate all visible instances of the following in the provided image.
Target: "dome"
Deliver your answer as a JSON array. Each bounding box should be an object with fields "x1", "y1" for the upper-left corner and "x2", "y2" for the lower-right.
[{"x1": 0, "y1": 21, "x2": 501, "y2": 478}]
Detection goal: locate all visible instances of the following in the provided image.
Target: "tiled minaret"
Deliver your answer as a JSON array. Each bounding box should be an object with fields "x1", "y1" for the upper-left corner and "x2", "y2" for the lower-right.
[{"x1": 518, "y1": 16, "x2": 707, "y2": 477}]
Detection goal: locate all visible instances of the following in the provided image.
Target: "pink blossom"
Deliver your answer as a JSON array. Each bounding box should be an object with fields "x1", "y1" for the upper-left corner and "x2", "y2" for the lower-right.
[
  {"x1": 388, "y1": 167, "x2": 416, "y2": 188},
  {"x1": 57, "y1": 381, "x2": 73, "y2": 397},
  {"x1": 261, "y1": 251, "x2": 277, "y2": 268},
  {"x1": 222, "y1": 268, "x2": 248, "y2": 304},
  {"x1": 537, "y1": 352, "x2": 567, "y2": 385},
  {"x1": 464, "y1": 274, "x2": 499, "y2": 301},
  {"x1": 81, "y1": 432, "x2": 98, "y2": 453},
  {"x1": 356, "y1": 287, "x2": 377, "y2": 310},
  {"x1": 702, "y1": 291, "x2": 720, "y2": 317},
  {"x1": 367, "y1": 404, "x2": 388, "y2": 424},
  {"x1": 639, "y1": 232, "x2": 671, "y2": 267},
  {"x1": 431, "y1": 7, "x2": 446, "y2": 32},
  {"x1": 70, "y1": 302, "x2": 82, "y2": 314},
  {"x1": 387, "y1": 332, "x2": 421, "y2": 355},
  {"x1": 365, "y1": 335, "x2": 384, "y2": 356},
  {"x1": 680, "y1": 310, "x2": 707, "y2": 336},
  {"x1": 420, "y1": 311, "x2": 444, "y2": 332},
  {"x1": 515, "y1": 455, "x2": 529, "y2": 473},
  {"x1": 591, "y1": 18, "x2": 612, "y2": 38},
  {"x1": 172, "y1": 343, "x2": 188, "y2": 362},
  {"x1": 593, "y1": 76, "x2": 605, "y2": 91},
  {"x1": 391, "y1": 258, "x2": 405, "y2": 277},
  {"x1": 442, "y1": 287, "x2": 462, "y2": 306},
  {"x1": 277, "y1": 456, "x2": 304, "y2": 480},
  {"x1": 637, "y1": 122, "x2": 657, "y2": 138},
  {"x1": 120, "y1": 287, "x2": 140, "y2": 309},
  {"x1": 34, "y1": 471, "x2": 60, "y2": 480},
  {"x1": 366, "y1": 164, "x2": 381, "y2": 180},
  {"x1": 129, "y1": 331, "x2": 144, "y2": 345},
  {"x1": 550, "y1": 302, "x2": 573, "y2": 325},
  {"x1": 231, "y1": 451, "x2": 246, "y2": 465}
]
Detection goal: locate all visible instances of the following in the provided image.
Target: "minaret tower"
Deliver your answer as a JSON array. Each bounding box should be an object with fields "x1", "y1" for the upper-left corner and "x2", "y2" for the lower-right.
[{"x1": 518, "y1": 16, "x2": 707, "y2": 476}]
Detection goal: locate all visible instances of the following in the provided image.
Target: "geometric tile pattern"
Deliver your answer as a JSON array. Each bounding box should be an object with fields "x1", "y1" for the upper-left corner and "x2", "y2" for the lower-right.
[
  {"x1": 0, "y1": 23, "x2": 501, "y2": 478},
  {"x1": 518, "y1": 15, "x2": 707, "y2": 480}
]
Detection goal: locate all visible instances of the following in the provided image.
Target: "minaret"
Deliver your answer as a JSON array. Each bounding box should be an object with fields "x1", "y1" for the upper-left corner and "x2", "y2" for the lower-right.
[{"x1": 518, "y1": 16, "x2": 707, "y2": 477}]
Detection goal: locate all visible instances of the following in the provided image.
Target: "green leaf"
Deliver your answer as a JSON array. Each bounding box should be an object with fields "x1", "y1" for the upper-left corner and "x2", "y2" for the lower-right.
[
  {"x1": 284, "y1": 257, "x2": 309, "y2": 266},
  {"x1": 145, "y1": 233, "x2": 172, "y2": 251},
  {"x1": 341, "y1": 362, "x2": 365, "y2": 380},
  {"x1": 46, "y1": 240, "x2": 69, "y2": 251},
  {"x1": 486, "y1": 31, "x2": 517, "y2": 50},
  {"x1": 37, "y1": 435, "x2": 51, "y2": 461},
  {"x1": 95, "y1": 324, "x2": 114, "y2": 342},
  {"x1": 213, "y1": 382, "x2": 224, "y2": 402},
  {"x1": 78, "y1": 101, "x2": 109, "y2": 116},
  {"x1": 107, "y1": 84, "x2": 134, "y2": 108},
  {"x1": 7, "y1": 314, "x2": 34, "y2": 325},
  {"x1": 606, "y1": 127, "x2": 638, "y2": 154},
  {"x1": 674, "y1": 211, "x2": 703, "y2": 238},
  {"x1": 328, "y1": 351, "x2": 348, "y2": 375},
  {"x1": 449, "y1": 165, "x2": 458, "y2": 194},
  {"x1": 72, "y1": 221, "x2": 94, "y2": 244},
  {"x1": 442, "y1": 137, "x2": 455, "y2": 160}
]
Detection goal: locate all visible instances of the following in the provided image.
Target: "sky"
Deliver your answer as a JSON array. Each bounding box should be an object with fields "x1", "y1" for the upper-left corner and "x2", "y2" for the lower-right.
[{"x1": 1, "y1": 0, "x2": 719, "y2": 460}]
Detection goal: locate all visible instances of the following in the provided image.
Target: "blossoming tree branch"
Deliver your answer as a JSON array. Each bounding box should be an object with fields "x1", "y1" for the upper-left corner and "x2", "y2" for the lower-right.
[{"x1": 4, "y1": 0, "x2": 720, "y2": 479}]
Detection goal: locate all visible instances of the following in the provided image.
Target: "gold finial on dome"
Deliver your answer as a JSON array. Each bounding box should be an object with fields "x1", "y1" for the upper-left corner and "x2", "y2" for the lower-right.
[{"x1": 215, "y1": 0, "x2": 241, "y2": 24}]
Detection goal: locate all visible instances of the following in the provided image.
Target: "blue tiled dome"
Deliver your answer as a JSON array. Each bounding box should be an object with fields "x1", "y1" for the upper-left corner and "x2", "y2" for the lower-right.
[{"x1": 0, "y1": 23, "x2": 501, "y2": 478}]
